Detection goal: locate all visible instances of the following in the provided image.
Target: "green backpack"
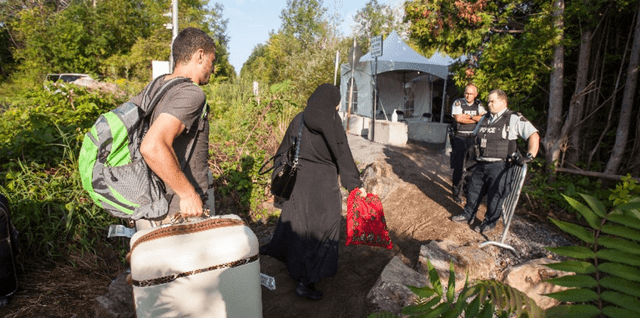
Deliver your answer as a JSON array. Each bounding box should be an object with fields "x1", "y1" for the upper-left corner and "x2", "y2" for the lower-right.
[{"x1": 78, "y1": 76, "x2": 192, "y2": 220}]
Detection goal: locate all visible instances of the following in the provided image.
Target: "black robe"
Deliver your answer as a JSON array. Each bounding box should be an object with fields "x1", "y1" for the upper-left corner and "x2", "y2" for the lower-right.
[{"x1": 260, "y1": 86, "x2": 361, "y2": 284}]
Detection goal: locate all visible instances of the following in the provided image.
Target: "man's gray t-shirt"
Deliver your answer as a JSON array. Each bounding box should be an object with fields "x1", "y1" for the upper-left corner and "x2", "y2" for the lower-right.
[{"x1": 131, "y1": 75, "x2": 210, "y2": 213}]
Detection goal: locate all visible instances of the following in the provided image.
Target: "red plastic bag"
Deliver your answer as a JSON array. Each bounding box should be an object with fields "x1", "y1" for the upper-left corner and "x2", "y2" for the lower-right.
[{"x1": 345, "y1": 189, "x2": 392, "y2": 249}]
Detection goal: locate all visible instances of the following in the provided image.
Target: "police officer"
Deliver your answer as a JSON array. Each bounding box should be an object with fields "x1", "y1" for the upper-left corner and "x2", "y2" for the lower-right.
[
  {"x1": 451, "y1": 89, "x2": 539, "y2": 234},
  {"x1": 450, "y1": 84, "x2": 486, "y2": 203}
]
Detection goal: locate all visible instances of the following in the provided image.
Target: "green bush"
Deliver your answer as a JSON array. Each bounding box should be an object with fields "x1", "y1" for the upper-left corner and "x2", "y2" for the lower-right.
[
  {"x1": 0, "y1": 83, "x2": 125, "y2": 260},
  {"x1": 0, "y1": 84, "x2": 121, "y2": 166},
  {"x1": 205, "y1": 79, "x2": 301, "y2": 222},
  {"x1": 525, "y1": 159, "x2": 610, "y2": 212},
  {"x1": 1, "y1": 123, "x2": 122, "y2": 260}
]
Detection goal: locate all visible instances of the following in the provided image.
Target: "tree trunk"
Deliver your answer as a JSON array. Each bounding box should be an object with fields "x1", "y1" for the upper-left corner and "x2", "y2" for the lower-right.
[
  {"x1": 566, "y1": 28, "x2": 592, "y2": 164},
  {"x1": 604, "y1": 3, "x2": 640, "y2": 175},
  {"x1": 632, "y1": 107, "x2": 640, "y2": 175},
  {"x1": 542, "y1": 0, "x2": 565, "y2": 181}
]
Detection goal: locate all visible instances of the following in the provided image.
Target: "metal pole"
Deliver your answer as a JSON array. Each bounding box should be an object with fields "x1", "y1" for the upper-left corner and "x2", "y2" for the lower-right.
[
  {"x1": 169, "y1": 0, "x2": 179, "y2": 71},
  {"x1": 372, "y1": 56, "x2": 377, "y2": 141},
  {"x1": 347, "y1": 39, "x2": 357, "y2": 133},
  {"x1": 440, "y1": 77, "x2": 447, "y2": 123},
  {"x1": 333, "y1": 50, "x2": 340, "y2": 85}
]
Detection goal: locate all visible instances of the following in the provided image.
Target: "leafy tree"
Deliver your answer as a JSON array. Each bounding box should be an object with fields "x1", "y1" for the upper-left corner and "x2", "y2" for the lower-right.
[
  {"x1": 279, "y1": 0, "x2": 327, "y2": 50},
  {"x1": 5, "y1": 0, "x2": 233, "y2": 82},
  {"x1": 405, "y1": 0, "x2": 558, "y2": 104},
  {"x1": 352, "y1": 0, "x2": 408, "y2": 48},
  {"x1": 604, "y1": 4, "x2": 640, "y2": 175},
  {"x1": 405, "y1": 0, "x2": 640, "y2": 179}
]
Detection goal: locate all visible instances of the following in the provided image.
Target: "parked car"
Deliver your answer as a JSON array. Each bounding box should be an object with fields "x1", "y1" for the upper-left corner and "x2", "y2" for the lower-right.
[
  {"x1": 44, "y1": 73, "x2": 124, "y2": 97},
  {"x1": 46, "y1": 73, "x2": 93, "y2": 83},
  {"x1": 44, "y1": 73, "x2": 94, "y2": 93}
]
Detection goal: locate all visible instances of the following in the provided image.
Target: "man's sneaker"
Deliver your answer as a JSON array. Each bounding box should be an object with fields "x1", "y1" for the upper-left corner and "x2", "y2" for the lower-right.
[
  {"x1": 451, "y1": 215, "x2": 471, "y2": 224},
  {"x1": 474, "y1": 222, "x2": 497, "y2": 234}
]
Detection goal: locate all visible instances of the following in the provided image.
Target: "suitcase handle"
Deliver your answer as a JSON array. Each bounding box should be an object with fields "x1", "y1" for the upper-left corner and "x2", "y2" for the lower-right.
[{"x1": 169, "y1": 209, "x2": 212, "y2": 225}]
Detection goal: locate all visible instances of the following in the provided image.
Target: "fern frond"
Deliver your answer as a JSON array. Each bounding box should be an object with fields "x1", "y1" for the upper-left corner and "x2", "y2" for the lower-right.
[
  {"x1": 596, "y1": 249, "x2": 640, "y2": 266},
  {"x1": 545, "y1": 304, "x2": 600, "y2": 318},
  {"x1": 545, "y1": 274, "x2": 598, "y2": 288},
  {"x1": 402, "y1": 259, "x2": 543, "y2": 318},
  {"x1": 617, "y1": 200, "x2": 640, "y2": 212},
  {"x1": 579, "y1": 193, "x2": 607, "y2": 218},
  {"x1": 545, "y1": 193, "x2": 640, "y2": 318},
  {"x1": 600, "y1": 224, "x2": 640, "y2": 241},
  {"x1": 549, "y1": 218, "x2": 595, "y2": 243},
  {"x1": 601, "y1": 305, "x2": 640, "y2": 317},
  {"x1": 545, "y1": 260, "x2": 596, "y2": 274},
  {"x1": 599, "y1": 276, "x2": 640, "y2": 297},
  {"x1": 545, "y1": 246, "x2": 595, "y2": 259},
  {"x1": 563, "y1": 194, "x2": 602, "y2": 229},
  {"x1": 597, "y1": 262, "x2": 640, "y2": 282},
  {"x1": 469, "y1": 280, "x2": 544, "y2": 318},
  {"x1": 545, "y1": 288, "x2": 599, "y2": 302},
  {"x1": 597, "y1": 236, "x2": 640, "y2": 254},
  {"x1": 606, "y1": 214, "x2": 640, "y2": 230},
  {"x1": 600, "y1": 291, "x2": 640, "y2": 313}
]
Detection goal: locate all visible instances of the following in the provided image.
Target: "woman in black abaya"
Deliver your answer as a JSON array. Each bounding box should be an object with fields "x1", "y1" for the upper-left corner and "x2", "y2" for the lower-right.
[{"x1": 260, "y1": 84, "x2": 363, "y2": 300}]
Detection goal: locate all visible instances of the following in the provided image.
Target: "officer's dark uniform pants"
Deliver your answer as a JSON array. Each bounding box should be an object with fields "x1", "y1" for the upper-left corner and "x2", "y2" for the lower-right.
[
  {"x1": 450, "y1": 134, "x2": 475, "y2": 194},
  {"x1": 461, "y1": 161, "x2": 511, "y2": 226}
]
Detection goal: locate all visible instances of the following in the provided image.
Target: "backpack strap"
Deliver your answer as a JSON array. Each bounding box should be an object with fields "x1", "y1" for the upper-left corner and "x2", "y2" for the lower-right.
[
  {"x1": 143, "y1": 75, "x2": 193, "y2": 117},
  {"x1": 137, "y1": 75, "x2": 198, "y2": 171},
  {"x1": 180, "y1": 102, "x2": 207, "y2": 170}
]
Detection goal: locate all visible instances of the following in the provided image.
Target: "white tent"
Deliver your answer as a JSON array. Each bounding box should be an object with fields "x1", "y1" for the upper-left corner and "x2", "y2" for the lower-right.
[{"x1": 339, "y1": 31, "x2": 461, "y2": 143}]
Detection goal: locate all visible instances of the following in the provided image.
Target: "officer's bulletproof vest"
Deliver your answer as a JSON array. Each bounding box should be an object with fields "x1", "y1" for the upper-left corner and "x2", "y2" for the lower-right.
[
  {"x1": 477, "y1": 111, "x2": 516, "y2": 160},
  {"x1": 456, "y1": 99, "x2": 482, "y2": 133}
]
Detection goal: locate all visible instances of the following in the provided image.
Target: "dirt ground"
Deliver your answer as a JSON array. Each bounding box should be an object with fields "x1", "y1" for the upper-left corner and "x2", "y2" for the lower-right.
[{"x1": 0, "y1": 135, "x2": 575, "y2": 318}]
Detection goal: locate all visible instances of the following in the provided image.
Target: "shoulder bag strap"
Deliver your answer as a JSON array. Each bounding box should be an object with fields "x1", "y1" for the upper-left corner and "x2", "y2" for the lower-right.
[
  {"x1": 180, "y1": 101, "x2": 207, "y2": 170},
  {"x1": 258, "y1": 113, "x2": 304, "y2": 175},
  {"x1": 292, "y1": 113, "x2": 304, "y2": 168}
]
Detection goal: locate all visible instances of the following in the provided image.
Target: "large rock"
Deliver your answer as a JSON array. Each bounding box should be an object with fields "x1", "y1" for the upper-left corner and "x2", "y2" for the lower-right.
[
  {"x1": 367, "y1": 256, "x2": 429, "y2": 315},
  {"x1": 418, "y1": 240, "x2": 496, "y2": 291},
  {"x1": 361, "y1": 160, "x2": 399, "y2": 201},
  {"x1": 502, "y1": 258, "x2": 571, "y2": 309},
  {"x1": 94, "y1": 271, "x2": 134, "y2": 318}
]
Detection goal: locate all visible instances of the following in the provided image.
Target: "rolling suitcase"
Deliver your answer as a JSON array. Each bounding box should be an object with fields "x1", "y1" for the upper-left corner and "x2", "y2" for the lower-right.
[
  {"x1": 129, "y1": 214, "x2": 262, "y2": 317},
  {"x1": 0, "y1": 193, "x2": 18, "y2": 307}
]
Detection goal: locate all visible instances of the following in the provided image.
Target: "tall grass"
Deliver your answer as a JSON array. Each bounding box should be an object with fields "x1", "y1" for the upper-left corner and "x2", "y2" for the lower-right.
[
  {"x1": 205, "y1": 78, "x2": 302, "y2": 221},
  {"x1": 2, "y1": 128, "x2": 119, "y2": 260},
  {"x1": 0, "y1": 83, "x2": 125, "y2": 261}
]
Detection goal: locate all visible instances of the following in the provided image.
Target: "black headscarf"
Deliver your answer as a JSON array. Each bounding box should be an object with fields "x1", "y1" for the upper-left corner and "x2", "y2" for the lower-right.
[{"x1": 304, "y1": 84, "x2": 343, "y2": 159}]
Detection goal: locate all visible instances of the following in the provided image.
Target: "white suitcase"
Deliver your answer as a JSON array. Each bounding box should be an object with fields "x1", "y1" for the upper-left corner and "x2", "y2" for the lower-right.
[{"x1": 129, "y1": 214, "x2": 262, "y2": 317}]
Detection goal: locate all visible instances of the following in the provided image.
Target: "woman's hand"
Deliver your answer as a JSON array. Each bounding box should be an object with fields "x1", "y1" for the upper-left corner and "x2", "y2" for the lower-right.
[{"x1": 357, "y1": 187, "x2": 367, "y2": 196}]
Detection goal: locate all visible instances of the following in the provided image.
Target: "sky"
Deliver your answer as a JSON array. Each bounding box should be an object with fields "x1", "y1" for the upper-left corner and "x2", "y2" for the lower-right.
[{"x1": 211, "y1": 0, "x2": 403, "y2": 74}]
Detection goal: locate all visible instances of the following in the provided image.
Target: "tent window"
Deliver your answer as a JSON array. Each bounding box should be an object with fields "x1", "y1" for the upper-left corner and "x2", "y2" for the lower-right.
[
  {"x1": 404, "y1": 85, "x2": 415, "y2": 117},
  {"x1": 346, "y1": 80, "x2": 358, "y2": 113}
]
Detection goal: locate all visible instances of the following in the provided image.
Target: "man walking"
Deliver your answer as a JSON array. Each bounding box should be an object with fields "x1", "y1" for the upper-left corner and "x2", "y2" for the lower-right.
[
  {"x1": 450, "y1": 84, "x2": 486, "y2": 203},
  {"x1": 138, "y1": 27, "x2": 216, "y2": 222},
  {"x1": 451, "y1": 89, "x2": 539, "y2": 234}
]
